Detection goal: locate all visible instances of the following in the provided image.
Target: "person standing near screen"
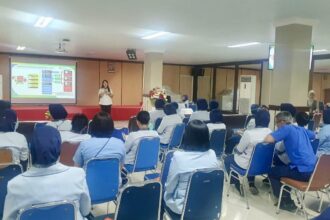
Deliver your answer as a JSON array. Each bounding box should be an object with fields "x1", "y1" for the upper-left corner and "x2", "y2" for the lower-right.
[{"x1": 99, "y1": 80, "x2": 113, "y2": 114}]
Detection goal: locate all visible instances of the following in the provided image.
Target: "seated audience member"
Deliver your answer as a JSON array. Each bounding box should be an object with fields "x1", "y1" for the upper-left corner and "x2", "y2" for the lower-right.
[
  {"x1": 3, "y1": 126, "x2": 91, "y2": 220},
  {"x1": 73, "y1": 112, "x2": 125, "y2": 167},
  {"x1": 189, "y1": 99, "x2": 210, "y2": 122},
  {"x1": 164, "y1": 120, "x2": 219, "y2": 215},
  {"x1": 157, "y1": 104, "x2": 182, "y2": 145},
  {"x1": 295, "y1": 111, "x2": 310, "y2": 127},
  {"x1": 125, "y1": 111, "x2": 159, "y2": 165},
  {"x1": 0, "y1": 109, "x2": 28, "y2": 165},
  {"x1": 264, "y1": 111, "x2": 316, "y2": 211},
  {"x1": 149, "y1": 99, "x2": 166, "y2": 127},
  {"x1": 46, "y1": 104, "x2": 72, "y2": 131},
  {"x1": 245, "y1": 104, "x2": 259, "y2": 129},
  {"x1": 224, "y1": 109, "x2": 272, "y2": 195},
  {"x1": 60, "y1": 114, "x2": 91, "y2": 143},
  {"x1": 280, "y1": 103, "x2": 296, "y2": 118},
  {"x1": 209, "y1": 100, "x2": 219, "y2": 111},
  {"x1": 0, "y1": 100, "x2": 11, "y2": 117},
  {"x1": 317, "y1": 109, "x2": 330, "y2": 156},
  {"x1": 207, "y1": 109, "x2": 226, "y2": 135},
  {"x1": 181, "y1": 95, "x2": 189, "y2": 108}
]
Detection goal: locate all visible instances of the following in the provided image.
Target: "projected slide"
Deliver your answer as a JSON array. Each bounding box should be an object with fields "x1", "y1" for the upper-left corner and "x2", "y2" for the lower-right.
[{"x1": 11, "y1": 58, "x2": 76, "y2": 104}]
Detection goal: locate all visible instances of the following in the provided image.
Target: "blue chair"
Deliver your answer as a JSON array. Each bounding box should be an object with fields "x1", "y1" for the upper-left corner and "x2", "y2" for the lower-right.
[
  {"x1": 227, "y1": 143, "x2": 275, "y2": 209},
  {"x1": 124, "y1": 137, "x2": 160, "y2": 175},
  {"x1": 165, "y1": 169, "x2": 224, "y2": 220},
  {"x1": 188, "y1": 103, "x2": 197, "y2": 112},
  {"x1": 311, "y1": 139, "x2": 320, "y2": 154},
  {"x1": 210, "y1": 129, "x2": 226, "y2": 158},
  {"x1": 160, "y1": 123, "x2": 185, "y2": 151},
  {"x1": 17, "y1": 201, "x2": 75, "y2": 220},
  {"x1": 308, "y1": 120, "x2": 315, "y2": 131},
  {"x1": 85, "y1": 157, "x2": 120, "y2": 205},
  {"x1": 112, "y1": 128, "x2": 129, "y2": 142},
  {"x1": 0, "y1": 164, "x2": 23, "y2": 218},
  {"x1": 114, "y1": 181, "x2": 162, "y2": 220},
  {"x1": 154, "y1": 118, "x2": 163, "y2": 130},
  {"x1": 312, "y1": 206, "x2": 330, "y2": 220}
]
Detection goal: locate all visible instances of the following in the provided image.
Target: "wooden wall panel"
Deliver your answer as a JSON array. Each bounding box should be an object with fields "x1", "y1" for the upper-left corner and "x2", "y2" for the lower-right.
[
  {"x1": 100, "y1": 61, "x2": 122, "y2": 105},
  {"x1": 163, "y1": 65, "x2": 180, "y2": 93},
  {"x1": 197, "y1": 68, "x2": 213, "y2": 100},
  {"x1": 76, "y1": 60, "x2": 100, "y2": 105},
  {"x1": 0, "y1": 55, "x2": 10, "y2": 100},
  {"x1": 122, "y1": 63, "x2": 143, "y2": 105},
  {"x1": 179, "y1": 66, "x2": 193, "y2": 100}
]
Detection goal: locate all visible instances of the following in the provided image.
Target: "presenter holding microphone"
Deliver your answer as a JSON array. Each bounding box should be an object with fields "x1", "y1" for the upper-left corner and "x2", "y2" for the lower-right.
[{"x1": 99, "y1": 80, "x2": 113, "y2": 114}]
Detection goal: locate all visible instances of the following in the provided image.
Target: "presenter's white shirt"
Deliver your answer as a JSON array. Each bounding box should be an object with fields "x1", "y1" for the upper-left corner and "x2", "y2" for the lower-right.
[
  {"x1": 99, "y1": 88, "x2": 113, "y2": 105},
  {"x1": 234, "y1": 127, "x2": 272, "y2": 169},
  {"x1": 0, "y1": 132, "x2": 29, "y2": 163},
  {"x1": 60, "y1": 131, "x2": 91, "y2": 143},
  {"x1": 47, "y1": 120, "x2": 72, "y2": 131}
]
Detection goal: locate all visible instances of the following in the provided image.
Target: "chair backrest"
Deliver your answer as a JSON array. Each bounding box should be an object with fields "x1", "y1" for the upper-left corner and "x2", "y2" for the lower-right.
[
  {"x1": 311, "y1": 139, "x2": 320, "y2": 154},
  {"x1": 209, "y1": 129, "x2": 226, "y2": 157},
  {"x1": 247, "y1": 143, "x2": 275, "y2": 176},
  {"x1": 308, "y1": 120, "x2": 315, "y2": 131},
  {"x1": 181, "y1": 169, "x2": 224, "y2": 220},
  {"x1": 168, "y1": 123, "x2": 185, "y2": 149},
  {"x1": 59, "y1": 142, "x2": 80, "y2": 166},
  {"x1": 0, "y1": 148, "x2": 13, "y2": 165},
  {"x1": 115, "y1": 181, "x2": 161, "y2": 220},
  {"x1": 154, "y1": 118, "x2": 162, "y2": 130},
  {"x1": 161, "y1": 150, "x2": 175, "y2": 188},
  {"x1": 133, "y1": 137, "x2": 160, "y2": 172},
  {"x1": 188, "y1": 104, "x2": 197, "y2": 112},
  {"x1": 0, "y1": 164, "x2": 23, "y2": 217},
  {"x1": 17, "y1": 201, "x2": 76, "y2": 220},
  {"x1": 307, "y1": 154, "x2": 330, "y2": 191},
  {"x1": 85, "y1": 157, "x2": 120, "y2": 205}
]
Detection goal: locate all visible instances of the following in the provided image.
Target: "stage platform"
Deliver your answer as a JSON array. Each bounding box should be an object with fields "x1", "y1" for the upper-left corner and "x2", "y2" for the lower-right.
[{"x1": 12, "y1": 105, "x2": 142, "y2": 121}]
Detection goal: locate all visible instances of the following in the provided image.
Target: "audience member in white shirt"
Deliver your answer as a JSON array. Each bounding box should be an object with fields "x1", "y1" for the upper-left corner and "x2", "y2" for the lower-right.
[
  {"x1": 60, "y1": 114, "x2": 91, "y2": 143},
  {"x1": 224, "y1": 109, "x2": 272, "y2": 196},
  {"x1": 46, "y1": 104, "x2": 72, "y2": 131},
  {"x1": 157, "y1": 104, "x2": 182, "y2": 145},
  {"x1": 149, "y1": 99, "x2": 166, "y2": 128},
  {"x1": 0, "y1": 109, "x2": 28, "y2": 166},
  {"x1": 207, "y1": 109, "x2": 226, "y2": 136},
  {"x1": 189, "y1": 99, "x2": 210, "y2": 122},
  {"x1": 125, "y1": 111, "x2": 159, "y2": 165}
]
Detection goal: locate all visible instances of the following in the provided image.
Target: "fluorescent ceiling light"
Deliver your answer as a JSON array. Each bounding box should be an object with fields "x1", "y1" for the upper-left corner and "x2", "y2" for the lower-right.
[
  {"x1": 34, "y1": 16, "x2": 53, "y2": 28},
  {"x1": 142, "y1": 31, "x2": 169, "y2": 40},
  {"x1": 313, "y1": 49, "x2": 327, "y2": 53},
  {"x1": 228, "y1": 42, "x2": 260, "y2": 48},
  {"x1": 16, "y1": 46, "x2": 26, "y2": 51}
]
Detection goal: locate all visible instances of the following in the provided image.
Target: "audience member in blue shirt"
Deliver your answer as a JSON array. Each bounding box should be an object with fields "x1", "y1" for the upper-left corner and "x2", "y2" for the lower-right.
[
  {"x1": 264, "y1": 111, "x2": 316, "y2": 212},
  {"x1": 73, "y1": 112, "x2": 125, "y2": 167},
  {"x1": 317, "y1": 109, "x2": 330, "y2": 156}
]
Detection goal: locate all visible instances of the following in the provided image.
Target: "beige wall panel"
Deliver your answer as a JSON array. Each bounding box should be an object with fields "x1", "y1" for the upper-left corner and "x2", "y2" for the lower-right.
[
  {"x1": 312, "y1": 73, "x2": 323, "y2": 101},
  {"x1": 0, "y1": 55, "x2": 10, "y2": 100},
  {"x1": 76, "y1": 60, "x2": 100, "y2": 105},
  {"x1": 122, "y1": 63, "x2": 143, "y2": 105},
  {"x1": 163, "y1": 65, "x2": 180, "y2": 93},
  {"x1": 197, "y1": 68, "x2": 213, "y2": 100},
  {"x1": 179, "y1": 66, "x2": 193, "y2": 100},
  {"x1": 100, "y1": 61, "x2": 122, "y2": 105}
]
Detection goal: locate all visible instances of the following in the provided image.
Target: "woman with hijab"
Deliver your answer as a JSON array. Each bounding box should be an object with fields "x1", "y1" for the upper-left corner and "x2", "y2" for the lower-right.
[
  {"x1": 207, "y1": 109, "x2": 226, "y2": 135},
  {"x1": 46, "y1": 104, "x2": 72, "y2": 131},
  {"x1": 99, "y1": 80, "x2": 113, "y2": 114},
  {"x1": 188, "y1": 99, "x2": 210, "y2": 122},
  {"x1": 3, "y1": 126, "x2": 91, "y2": 220}
]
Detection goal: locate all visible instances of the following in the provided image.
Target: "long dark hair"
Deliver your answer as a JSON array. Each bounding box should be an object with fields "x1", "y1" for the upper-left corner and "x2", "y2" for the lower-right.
[
  {"x1": 101, "y1": 80, "x2": 110, "y2": 92},
  {"x1": 182, "y1": 120, "x2": 210, "y2": 152}
]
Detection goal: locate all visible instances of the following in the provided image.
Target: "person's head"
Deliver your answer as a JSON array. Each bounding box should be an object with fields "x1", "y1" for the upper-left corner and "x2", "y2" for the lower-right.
[
  {"x1": 0, "y1": 100, "x2": 11, "y2": 117},
  {"x1": 308, "y1": 90, "x2": 316, "y2": 100},
  {"x1": 209, "y1": 100, "x2": 219, "y2": 111},
  {"x1": 155, "y1": 99, "x2": 165, "y2": 110},
  {"x1": 89, "y1": 112, "x2": 114, "y2": 138},
  {"x1": 182, "y1": 120, "x2": 210, "y2": 152},
  {"x1": 164, "y1": 103, "x2": 176, "y2": 115},
  {"x1": 31, "y1": 125, "x2": 61, "y2": 166},
  {"x1": 280, "y1": 103, "x2": 296, "y2": 117},
  {"x1": 210, "y1": 109, "x2": 223, "y2": 123},
  {"x1": 0, "y1": 109, "x2": 17, "y2": 132},
  {"x1": 182, "y1": 95, "x2": 188, "y2": 102},
  {"x1": 251, "y1": 104, "x2": 260, "y2": 115},
  {"x1": 171, "y1": 102, "x2": 179, "y2": 110},
  {"x1": 101, "y1": 80, "x2": 109, "y2": 88},
  {"x1": 295, "y1": 112, "x2": 310, "y2": 127},
  {"x1": 136, "y1": 111, "x2": 150, "y2": 128},
  {"x1": 196, "y1": 99, "x2": 208, "y2": 111},
  {"x1": 323, "y1": 109, "x2": 330, "y2": 124},
  {"x1": 71, "y1": 114, "x2": 89, "y2": 134},
  {"x1": 255, "y1": 109, "x2": 270, "y2": 128},
  {"x1": 275, "y1": 111, "x2": 293, "y2": 129},
  {"x1": 48, "y1": 104, "x2": 68, "y2": 120}
]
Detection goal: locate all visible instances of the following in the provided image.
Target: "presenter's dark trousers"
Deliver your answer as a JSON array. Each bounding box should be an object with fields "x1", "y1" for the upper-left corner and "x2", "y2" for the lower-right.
[{"x1": 100, "y1": 105, "x2": 112, "y2": 115}]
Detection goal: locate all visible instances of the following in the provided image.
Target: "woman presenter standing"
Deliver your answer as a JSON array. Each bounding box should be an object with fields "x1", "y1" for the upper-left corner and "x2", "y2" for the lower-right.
[{"x1": 99, "y1": 80, "x2": 113, "y2": 114}]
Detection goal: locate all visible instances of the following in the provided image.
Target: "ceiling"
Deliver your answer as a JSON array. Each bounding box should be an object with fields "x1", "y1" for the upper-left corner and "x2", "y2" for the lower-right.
[{"x1": 1, "y1": 0, "x2": 330, "y2": 65}]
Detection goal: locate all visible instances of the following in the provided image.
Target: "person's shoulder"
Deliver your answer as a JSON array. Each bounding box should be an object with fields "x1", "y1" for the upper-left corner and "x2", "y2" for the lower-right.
[{"x1": 109, "y1": 137, "x2": 125, "y2": 146}]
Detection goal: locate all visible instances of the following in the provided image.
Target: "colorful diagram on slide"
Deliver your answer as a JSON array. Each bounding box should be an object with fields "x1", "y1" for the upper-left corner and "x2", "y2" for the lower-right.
[{"x1": 11, "y1": 62, "x2": 76, "y2": 99}]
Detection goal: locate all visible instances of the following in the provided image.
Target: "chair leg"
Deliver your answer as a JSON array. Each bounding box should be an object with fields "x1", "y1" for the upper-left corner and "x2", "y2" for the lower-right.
[
  {"x1": 242, "y1": 177, "x2": 250, "y2": 209},
  {"x1": 226, "y1": 171, "x2": 233, "y2": 197},
  {"x1": 295, "y1": 190, "x2": 301, "y2": 205},
  {"x1": 297, "y1": 191, "x2": 308, "y2": 220},
  {"x1": 317, "y1": 191, "x2": 323, "y2": 213},
  {"x1": 276, "y1": 184, "x2": 286, "y2": 214}
]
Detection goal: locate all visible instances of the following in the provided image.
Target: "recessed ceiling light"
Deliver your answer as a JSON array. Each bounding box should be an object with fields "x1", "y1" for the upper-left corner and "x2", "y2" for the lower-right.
[
  {"x1": 228, "y1": 42, "x2": 260, "y2": 48},
  {"x1": 142, "y1": 31, "x2": 169, "y2": 40},
  {"x1": 16, "y1": 46, "x2": 26, "y2": 51},
  {"x1": 313, "y1": 49, "x2": 327, "y2": 53},
  {"x1": 34, "y1": 16, "x2": 53, "y2": 28}
]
